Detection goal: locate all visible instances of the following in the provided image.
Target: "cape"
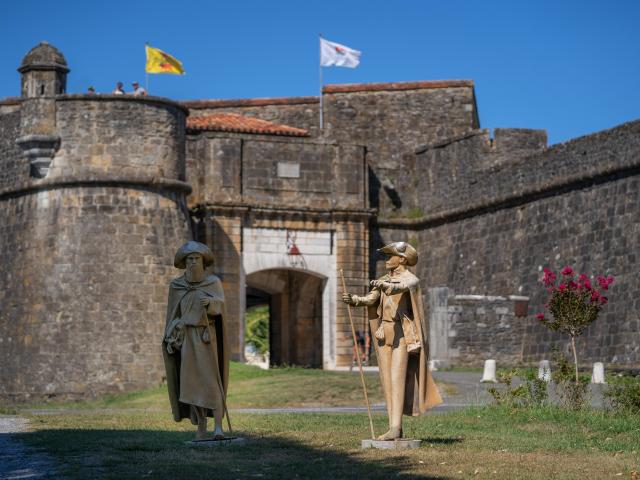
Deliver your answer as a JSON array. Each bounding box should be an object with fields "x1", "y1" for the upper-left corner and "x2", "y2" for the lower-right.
[
  {"x1": 367, "y1": 270, "x2": 443, "y2": 415},
  {"x1": 161, "y1": 274, "x2": 229, "y2": 422}
]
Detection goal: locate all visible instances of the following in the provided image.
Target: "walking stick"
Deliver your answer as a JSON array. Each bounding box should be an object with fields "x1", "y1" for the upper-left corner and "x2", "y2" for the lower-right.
[{"x1": 339, "y1": 269, "x2": 376, "y2": 440}]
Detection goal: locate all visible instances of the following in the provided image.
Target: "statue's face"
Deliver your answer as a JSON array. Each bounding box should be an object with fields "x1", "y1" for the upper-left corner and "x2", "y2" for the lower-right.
[
  {"x1": 185, "y1": 253, "x2": 205, "y2": 282},
  {"x1": 385, "y1": 254, "x2": 405, "y2": 271}
]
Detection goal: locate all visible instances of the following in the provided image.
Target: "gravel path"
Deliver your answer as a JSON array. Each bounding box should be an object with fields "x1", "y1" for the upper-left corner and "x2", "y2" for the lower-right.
[{"x1": 0, "y1": 416, "x2": 60, "y2": 480}]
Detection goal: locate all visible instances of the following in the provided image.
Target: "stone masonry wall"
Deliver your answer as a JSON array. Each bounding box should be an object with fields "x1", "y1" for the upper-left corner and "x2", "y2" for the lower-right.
[
  {"x1": 0, "y1": 187, "x2": 190, "y2": 400},
  {"x1": 377, "y1": 120, "x2": 640, "y2": 367},
  {"x1": 185, "y1": 82, "x2": 478, "y2": 214},
  {"x1": 53, "y1": 95, "x2": 186, "y2": 181},
  {"x1": 186, "y1": 133, "x2": 366, "y2": 211},
  {"x1": 428, "y1": 287, "x2": 530, "y2": 366},
  {"x1": 0, "y1": 95, "x2": 192, "y2": 400},
  {"x1": 0, "y1": 110, "x2": 25, "y2": 189}
]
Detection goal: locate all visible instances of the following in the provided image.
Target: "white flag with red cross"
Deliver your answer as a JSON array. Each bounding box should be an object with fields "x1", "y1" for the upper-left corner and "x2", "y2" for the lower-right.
[{"x1": 320, "y1": 38, "x2": 361, "y2": 68}]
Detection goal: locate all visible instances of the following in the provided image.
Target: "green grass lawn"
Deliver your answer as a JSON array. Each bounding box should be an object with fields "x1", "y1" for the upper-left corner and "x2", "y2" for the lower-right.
[
  {"x1": 14, "y1": 362, "x2": 387, "y2": 412},
  {"x1": 18, "y1": 407, "x2": 640, "y2": 479},
  {"x1": 6, "y1": 363, "x2": 640, "y2": 479}
]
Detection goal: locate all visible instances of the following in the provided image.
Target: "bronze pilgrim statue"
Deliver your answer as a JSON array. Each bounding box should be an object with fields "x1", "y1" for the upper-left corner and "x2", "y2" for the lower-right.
[
  {"x1": 342, "y1": 241, "x2": 442, "y2": 440},
  {"x1": 162, "y1": 241, "x2": 230, "y2": 440}
]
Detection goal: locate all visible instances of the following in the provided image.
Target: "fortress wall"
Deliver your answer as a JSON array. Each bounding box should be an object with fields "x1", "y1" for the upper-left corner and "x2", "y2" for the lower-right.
[
  {"x1": 0, "y1": 96, "x2": 192, "y2": 401},
  {"x1": 52, "y1": 95, "x2": 186, "y2": 181},
  {"x1": 186, "y1": 84, "x2": 478, "y2": 214},
  {"x1": 0, "y1": 110, "x2": 27, "y2": 188},
  {"x1": 406, "y1": 120, "x2": 640, "y2": 220},
  {"x1": 0, "y1": 187, "x2": 190, "y2": 400},
  {"x1": 186, "y1": 134, "x2": 367, "y2": 210},
  {"x1": 375, "y1": 121, "x2": 640, "y2": 367},
  {"x1": 323, "y1": 86, "x2": 477, "y2": 165}
]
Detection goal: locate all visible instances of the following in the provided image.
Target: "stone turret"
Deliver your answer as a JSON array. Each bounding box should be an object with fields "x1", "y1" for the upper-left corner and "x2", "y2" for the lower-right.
[
  {"x1": 16, "y1": 42, "x2": 69, "y2": 177},
  {"x1": 18, "y1": 41, "x2": 69, "y2": 97}
]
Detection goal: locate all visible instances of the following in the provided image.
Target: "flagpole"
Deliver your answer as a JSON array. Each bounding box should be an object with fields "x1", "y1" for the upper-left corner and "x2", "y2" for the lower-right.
[
  {"x1": 145, "y1": 42, "x2": 149, "y2": 94},
  {"x1": 319, "y1": 33, "x2": 324, "y2": 133}
]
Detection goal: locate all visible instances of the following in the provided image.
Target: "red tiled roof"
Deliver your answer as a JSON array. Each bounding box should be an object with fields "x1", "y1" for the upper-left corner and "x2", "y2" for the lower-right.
[
  {"x1": 187, "y1": 113, "x2": 309, "y2": 137},
  {"x1": 183, "y1": 96, "x2": 318, "y2": 109},
  {"x1": 323, "y1": 80, "x2": 474, "y2": 94},
  {"x1": 0, "y1": 97, "x2": 21, "y2": 106}
]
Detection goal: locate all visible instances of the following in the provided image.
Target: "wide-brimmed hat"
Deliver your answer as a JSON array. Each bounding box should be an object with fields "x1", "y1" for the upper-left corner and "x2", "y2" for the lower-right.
[
  {"x1": 377, "y1": 241, "x2": 418, "y2": 266},
  {"x1": 174, "y1": 241, "x2": 214, "y2": 269}
]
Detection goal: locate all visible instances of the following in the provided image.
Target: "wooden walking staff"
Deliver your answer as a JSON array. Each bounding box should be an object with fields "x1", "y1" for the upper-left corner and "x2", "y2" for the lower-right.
[{"x1": 339, "y1": 269, "x2": 376, "y2": 440}]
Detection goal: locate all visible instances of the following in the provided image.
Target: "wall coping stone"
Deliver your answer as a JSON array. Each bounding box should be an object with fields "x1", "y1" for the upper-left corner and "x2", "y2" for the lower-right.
[
  {"x1": 196, "y1": 202, "x2": 375, "y2": 221},
  {"x1": 56, "y1": 94, "x2": 190, "y2": 115},
  {"x1": 0, "y1": 175, "x2": 192, "y2": 200},
  {"x1": 323, "y1": 79, "x2": 474, "y2": 94},
  {"x1": 378, "y1": 120, "x2": 640, "y2": 229},
  {"x1": 184, "y1": 96, "x2": 319, "y2": 109}
]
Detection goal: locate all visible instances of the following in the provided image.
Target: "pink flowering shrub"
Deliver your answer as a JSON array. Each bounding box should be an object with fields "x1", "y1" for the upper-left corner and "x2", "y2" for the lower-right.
[{"x1": 537, "y1": 266, "x2": 614, "y2": 382}]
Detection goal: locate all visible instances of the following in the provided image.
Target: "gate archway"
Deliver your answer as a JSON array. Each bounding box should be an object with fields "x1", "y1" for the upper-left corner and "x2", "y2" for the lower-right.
[
  {"x1": 246, "y1": 268, "x2": 326, "y2": 367},
  {"x1": 242, "y1": 227, "x2": 337, "y2": 368}
]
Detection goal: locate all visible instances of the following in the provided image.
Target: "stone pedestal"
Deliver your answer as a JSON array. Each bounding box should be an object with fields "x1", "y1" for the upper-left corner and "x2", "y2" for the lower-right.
[{"x1": 361, "y1": 439, "x2": 421, "y2": 450}]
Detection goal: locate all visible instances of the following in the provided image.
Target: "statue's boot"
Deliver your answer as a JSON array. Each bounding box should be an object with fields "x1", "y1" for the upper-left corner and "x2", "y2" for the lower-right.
[
  {"x1": 377, "y1": 426, "x2": 402, "y2": 441},
  {"x1": 212, "y1": 424, "x2": 225, "y2": 441},
  {"x1": 195, "y1": 420, "x2": 208, "y2": 440},
  {"x1": 194, "y1": 407, "x2": 208, "y2": 440}
]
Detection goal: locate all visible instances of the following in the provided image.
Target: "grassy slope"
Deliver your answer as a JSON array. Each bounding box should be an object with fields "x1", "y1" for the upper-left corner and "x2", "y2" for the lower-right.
[{"x1": 14, "y1": 362, "x2": 385, "y2": 411}]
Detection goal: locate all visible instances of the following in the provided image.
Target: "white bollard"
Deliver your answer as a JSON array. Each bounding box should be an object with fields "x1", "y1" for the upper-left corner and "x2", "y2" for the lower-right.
[
  {"x1": 538, "y1": 360, "x2": 551, "y2": 382},
  {"x1": 591, "y1": 362, "x2": 606, "y2": 384},
  {"x1": 480, "y1": 359, "x2": 497, "y2": 383}
]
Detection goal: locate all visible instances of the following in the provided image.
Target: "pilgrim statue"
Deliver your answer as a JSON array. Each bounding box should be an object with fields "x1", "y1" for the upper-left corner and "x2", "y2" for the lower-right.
[
  {"x1": 342, "y1": 241, "x2": 442, "y2": 440},
  {"x1": 162, "y1": 241, "x2": 230, "y2": 440}
]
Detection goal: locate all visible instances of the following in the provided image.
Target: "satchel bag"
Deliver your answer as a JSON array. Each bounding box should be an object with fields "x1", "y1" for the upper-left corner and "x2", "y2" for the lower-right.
[{"x1": 402, "y1": 316, "x2": 421, "y2": 354}]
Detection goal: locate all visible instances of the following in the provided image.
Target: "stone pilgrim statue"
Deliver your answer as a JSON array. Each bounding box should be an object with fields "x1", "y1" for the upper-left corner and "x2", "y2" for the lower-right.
[
  {"x1": 162, "y1": 241, "x2": 230, "y2": 440},
  {"x1": 342, "y1": 241, "x2": 442, "y2": 440}
]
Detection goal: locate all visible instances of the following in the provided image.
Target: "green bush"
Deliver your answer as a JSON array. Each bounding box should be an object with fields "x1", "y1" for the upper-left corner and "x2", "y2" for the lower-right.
[
  {"x1": 605, "y1": 375, "x2": 640, "y2": 413},
  {"x1": 245, "y1": 305, "x2": 269, "y2": 355},
  {"x1": 488, "y1": 368, "x2": 548, "y2": 408},
  {"x1": 551, "y1": 351, "x2": 590, "y2": 410}
]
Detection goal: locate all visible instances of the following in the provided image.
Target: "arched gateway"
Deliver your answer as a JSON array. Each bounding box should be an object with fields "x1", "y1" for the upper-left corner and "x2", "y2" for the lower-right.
[
  {"x1": 188, "y1": 136, "x2": 372, "y2": 369},
  {"x1": 243, "y1": 228, "x2": 335, "y2": 368}
]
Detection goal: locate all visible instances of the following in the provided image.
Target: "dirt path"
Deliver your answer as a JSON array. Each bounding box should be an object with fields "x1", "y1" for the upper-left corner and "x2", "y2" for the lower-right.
[{"x1": 0, "y1": 416, "x2": 60, "y2": 480}]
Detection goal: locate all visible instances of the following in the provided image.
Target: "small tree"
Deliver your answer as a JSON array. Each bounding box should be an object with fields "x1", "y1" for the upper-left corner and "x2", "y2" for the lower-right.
[{"x1": 536, "y1": 267, "x2": 614, "y2": 383}]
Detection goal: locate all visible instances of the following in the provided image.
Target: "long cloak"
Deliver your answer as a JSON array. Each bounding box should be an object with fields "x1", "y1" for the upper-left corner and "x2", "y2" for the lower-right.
[
  {"x1": 367, "y1": 272, "x2": 443, "y2": 416},
  {"x1": 162, "y1": 274, "x2": 229, "y2": 423}
]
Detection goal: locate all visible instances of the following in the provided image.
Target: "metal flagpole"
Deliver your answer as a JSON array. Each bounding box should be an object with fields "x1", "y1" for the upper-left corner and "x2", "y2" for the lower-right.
[
  {"x1": 145, "y1": 42, "x2": 150, "y2": 94},
  {"x1": 319, "y1": 33, "x2": 324, "y2": 132},
  {"x1": 340, "y1": 269, "x2": 376, "y2": 440}
]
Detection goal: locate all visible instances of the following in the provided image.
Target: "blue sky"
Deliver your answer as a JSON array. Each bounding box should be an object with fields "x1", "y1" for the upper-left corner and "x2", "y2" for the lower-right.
[{"x1": 1, "y1": 0, "x2": 638, "y2": 145}]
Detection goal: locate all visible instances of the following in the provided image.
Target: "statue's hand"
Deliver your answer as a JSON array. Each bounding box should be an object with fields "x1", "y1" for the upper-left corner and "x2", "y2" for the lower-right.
[
  {"x1": 200, "y1": 297, "x2": 211, "y2": 307},
  {"x1": 370, "y1": 279, "x2": 385, "y2": 289},
  {"x1": 341, "y1": 293, "x2": 356, "y2": 305}
]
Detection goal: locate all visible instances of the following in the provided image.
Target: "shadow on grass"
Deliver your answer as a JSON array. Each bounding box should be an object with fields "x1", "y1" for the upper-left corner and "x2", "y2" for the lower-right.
[
  {"x1": 421, "y1": 437, "x2": 464, "y2": 445},
  {"x1": 13, "y1": 429, "x2": 451, "y2": 480}
]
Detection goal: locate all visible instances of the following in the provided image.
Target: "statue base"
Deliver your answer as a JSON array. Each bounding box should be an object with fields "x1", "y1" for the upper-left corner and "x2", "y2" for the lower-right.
[
  {"x1": 186, "y1": 437, "x2": 245, "y2": 447},
  {"x1": 361, "y1": 438, "x2": 422, "y2": 450}
]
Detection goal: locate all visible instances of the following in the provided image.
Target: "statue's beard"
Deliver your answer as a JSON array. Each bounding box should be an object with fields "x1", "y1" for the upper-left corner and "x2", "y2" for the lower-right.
[{"x1": 185, "y1": 264, "x2": 205, "y2": 283}]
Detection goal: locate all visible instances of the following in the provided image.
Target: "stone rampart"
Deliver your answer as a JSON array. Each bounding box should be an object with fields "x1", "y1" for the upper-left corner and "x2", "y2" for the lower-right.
[
  {"x1": 375, "y1": 120, "x2": 640, "y2": 367},
  {"x1": 0, "y1": 95, "x2": 192, "y2": 401},
  {"x1": 428, "y1": 287, "x2": 530, "y2": 367},
  {"x1": 187, "y1": 133, "x2": 367, "y2": 211}
]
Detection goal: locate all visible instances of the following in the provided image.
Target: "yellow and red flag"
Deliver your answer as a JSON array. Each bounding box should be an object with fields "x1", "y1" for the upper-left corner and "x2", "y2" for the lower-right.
[{"x1": 145, "y1": 45, "x2": 185, "y2": 75}]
